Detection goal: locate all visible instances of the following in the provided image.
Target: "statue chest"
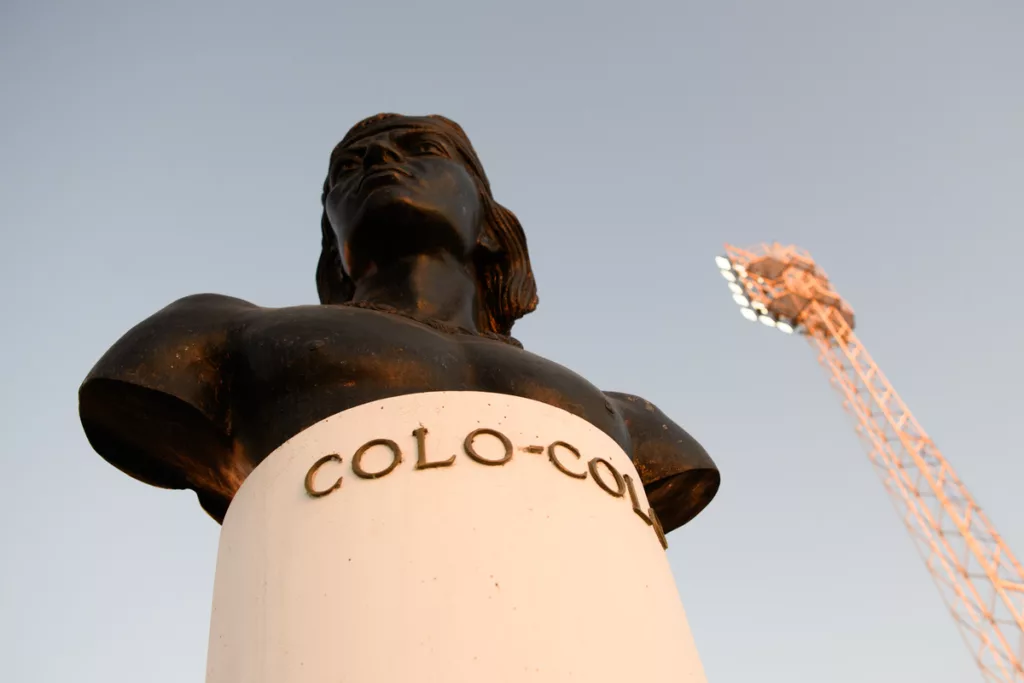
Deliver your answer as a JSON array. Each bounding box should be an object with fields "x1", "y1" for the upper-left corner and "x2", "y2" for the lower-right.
[{"x1": 224, "y1": 307, "x2": 632, "y2": 465}]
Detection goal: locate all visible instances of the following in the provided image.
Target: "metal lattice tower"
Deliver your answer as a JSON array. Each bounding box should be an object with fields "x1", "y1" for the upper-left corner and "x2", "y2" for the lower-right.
[{"x1": 715, "y1": 242, "x2": 1024, "y2": 683}]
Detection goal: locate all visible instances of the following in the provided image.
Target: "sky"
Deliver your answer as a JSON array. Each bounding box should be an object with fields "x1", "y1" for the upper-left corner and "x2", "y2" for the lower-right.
[{"x1": 1, "y1": 1, "x2": 1023, "y2": 681}]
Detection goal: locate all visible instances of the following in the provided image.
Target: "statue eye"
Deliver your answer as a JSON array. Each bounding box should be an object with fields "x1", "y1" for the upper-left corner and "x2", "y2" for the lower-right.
[
  {"x1": 415, "y1": 140, "x2": 447, "y2": 156},
  {"x1": 331, "y1": 156, "x2": 359, "y2": 180}
]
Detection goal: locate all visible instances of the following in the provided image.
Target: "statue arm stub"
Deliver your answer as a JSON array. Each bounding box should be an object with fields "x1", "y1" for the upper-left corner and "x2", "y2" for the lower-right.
[
  {"x1": 604, "y1": 391, "x2": 720, "y2": 534},
  {"x1": 78, "y1": 293, "x2": 255, "y2": 521}
]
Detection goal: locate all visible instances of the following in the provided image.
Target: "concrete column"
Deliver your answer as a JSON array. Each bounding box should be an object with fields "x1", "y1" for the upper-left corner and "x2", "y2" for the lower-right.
[{"x1": 206, "y1": 391, "x2": 707, "y2": 683}]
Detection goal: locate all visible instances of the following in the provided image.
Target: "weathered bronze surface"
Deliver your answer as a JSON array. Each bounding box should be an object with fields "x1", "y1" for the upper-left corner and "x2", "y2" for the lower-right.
[{"x1": 78, "y1": 113, "x2": 720, "y2": 534}]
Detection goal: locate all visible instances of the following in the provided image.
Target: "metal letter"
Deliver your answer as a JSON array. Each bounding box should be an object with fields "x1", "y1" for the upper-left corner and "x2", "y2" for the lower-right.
[
  {"x1": 624, "y1": 473, "x2": 653, "y2": 524},
  {"x1": 352, "y1": 438, "x2": 403, "y2": 479},
  {"x1": 547, "y1": 441, "x2": 587, "y2": 479},
  {"x1": 413, "y1": 426, "x2": 455, "y2": 470},
  {"x1": 648, "y1": 505, "x2": 669, "y2": 550},
  {"x1": 304, "y1": 453, "x2": 344, "y2": 498},
  {"x1": 463, "y1": 428, "x2": 513, "y2": 466},
  {"x1": 588, "y1": 457, "x2": 625, "y2": 498}
]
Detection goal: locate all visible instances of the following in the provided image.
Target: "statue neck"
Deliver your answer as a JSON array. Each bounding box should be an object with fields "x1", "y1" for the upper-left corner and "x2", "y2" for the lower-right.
[{"x1": 349, "y1": 253, "x2": 483, "y2": 332}]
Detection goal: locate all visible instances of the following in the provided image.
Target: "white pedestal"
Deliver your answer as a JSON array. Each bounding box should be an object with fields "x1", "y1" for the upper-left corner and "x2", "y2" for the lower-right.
[{"x1": 205, "y1": 391, "x2": 707, "y2": 682}]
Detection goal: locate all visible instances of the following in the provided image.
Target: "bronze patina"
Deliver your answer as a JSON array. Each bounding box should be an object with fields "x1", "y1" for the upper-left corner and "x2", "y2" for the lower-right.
[{"x1": 78, "y1": 113, "x2": 720, "y2": 533}]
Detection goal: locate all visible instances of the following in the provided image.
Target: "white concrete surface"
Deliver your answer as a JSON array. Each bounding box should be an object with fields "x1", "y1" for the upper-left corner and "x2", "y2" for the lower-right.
[{"x1": 206, "y1": 391, "x2": 707, "y2": 683}]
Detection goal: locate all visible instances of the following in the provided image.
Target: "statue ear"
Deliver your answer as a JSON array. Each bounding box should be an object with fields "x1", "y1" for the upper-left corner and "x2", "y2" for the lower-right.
[
  {"x1": 317, "y1": 233, "x2": 355, "y2": 304},
  {"x1": 478, "y1": 228, "x2": 500, "y2": 254}
]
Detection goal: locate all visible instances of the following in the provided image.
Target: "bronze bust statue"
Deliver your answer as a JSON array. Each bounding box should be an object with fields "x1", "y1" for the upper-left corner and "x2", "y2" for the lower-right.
[{"x1": 78, "y1": 113, "x2": 720, "y2": 535}]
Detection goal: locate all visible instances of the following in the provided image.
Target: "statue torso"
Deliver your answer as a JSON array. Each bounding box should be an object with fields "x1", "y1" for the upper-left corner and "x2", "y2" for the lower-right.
[{"x1": 81, "y1": 293, "x2": 718, "y2": 529}]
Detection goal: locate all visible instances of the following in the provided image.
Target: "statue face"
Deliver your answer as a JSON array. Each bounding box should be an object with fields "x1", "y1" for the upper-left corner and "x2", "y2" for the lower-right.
[{"x1": 324, "y1": 126, "x2": 485, "y2": 280}]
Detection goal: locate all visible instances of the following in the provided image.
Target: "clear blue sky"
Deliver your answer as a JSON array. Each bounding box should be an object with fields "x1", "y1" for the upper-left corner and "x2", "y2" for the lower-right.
[{"x1": 2, "y1": 1, "x2": 1022, "y2": 681}]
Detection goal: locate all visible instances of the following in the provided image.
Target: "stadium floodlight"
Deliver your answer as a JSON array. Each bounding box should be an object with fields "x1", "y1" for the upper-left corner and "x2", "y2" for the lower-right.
[
  {"x1": 716, "y1": 253, "x2": 791, "y2": 331},
  {"x1": 712, "y1": 242, "x2": 1024, "y2": 683}
]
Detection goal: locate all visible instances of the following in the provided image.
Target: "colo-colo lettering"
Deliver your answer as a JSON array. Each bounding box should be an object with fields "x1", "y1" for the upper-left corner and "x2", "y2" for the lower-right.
[{"x1": 303, "y1": 426, "x2": 668, "y2": 549}]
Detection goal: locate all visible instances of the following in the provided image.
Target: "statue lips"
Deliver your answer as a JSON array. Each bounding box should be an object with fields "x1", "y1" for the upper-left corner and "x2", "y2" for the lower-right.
[{"x1": 357, "y1": 166, "x2": 413, "y2": 195}]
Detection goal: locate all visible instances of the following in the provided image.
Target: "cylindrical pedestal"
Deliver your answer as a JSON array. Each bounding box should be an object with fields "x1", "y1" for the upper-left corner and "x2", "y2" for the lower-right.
[{"x1": 205, "y1": 391, "x2": 707, "y2": 682}]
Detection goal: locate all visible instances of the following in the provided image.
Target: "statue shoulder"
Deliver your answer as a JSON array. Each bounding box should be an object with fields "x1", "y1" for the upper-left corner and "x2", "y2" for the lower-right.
[
  {"x1": 78, "y1": 293, "x2": 260, "y2": 521},
  {"x1": 144, "y1": 291, "x2": 260, "y2": 328},
  {"x1": 81, "y1": 293, "x2": 259, "y2": 411},
  {"x1": 604, "y1": 391, "x2": 721, "y2": 534}
]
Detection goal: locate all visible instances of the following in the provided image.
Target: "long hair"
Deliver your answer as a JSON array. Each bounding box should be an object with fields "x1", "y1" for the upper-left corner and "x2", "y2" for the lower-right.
[{"x1": 316, "y1": 114, "x2": 538, "y2": 337}]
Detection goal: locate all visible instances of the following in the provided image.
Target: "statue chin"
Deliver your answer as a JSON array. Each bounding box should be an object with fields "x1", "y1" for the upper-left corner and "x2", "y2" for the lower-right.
[
  {"x1": 347, "y1": 200, "x2": 473, "y2": 264},
  {"x1": 348, "y1": 183, "x2": 419, "y2": 222}
]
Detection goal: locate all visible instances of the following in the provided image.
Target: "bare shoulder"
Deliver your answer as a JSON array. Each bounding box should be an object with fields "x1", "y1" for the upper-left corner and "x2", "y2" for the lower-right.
[
  {"x1": 604, "y1": 391, "x2": 720, "y2": 533},
  {"x1": 78, "y1": 293, "x2": 261, "y2": 519},
  {"x1": 84, "y1": 293, "x2": 260, "y2": 380}
]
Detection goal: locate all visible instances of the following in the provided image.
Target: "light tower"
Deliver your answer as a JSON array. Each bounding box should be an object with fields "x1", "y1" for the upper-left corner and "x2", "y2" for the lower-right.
[{"x1": 715, "y1": 243, "x2": 1024, "y2": 683}]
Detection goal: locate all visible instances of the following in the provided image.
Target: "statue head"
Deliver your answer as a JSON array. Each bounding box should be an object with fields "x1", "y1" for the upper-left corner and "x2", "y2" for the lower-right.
[{"x1": 317, "y1": 114, "x2": 538, "y2": 336}]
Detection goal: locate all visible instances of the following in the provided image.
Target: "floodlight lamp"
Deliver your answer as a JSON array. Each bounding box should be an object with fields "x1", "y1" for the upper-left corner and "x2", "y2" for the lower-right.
[
  {"x1": 776, "y1": 321, "x2": 794, "y2": 334},
  {"x1": 734, "y1": 263, "x2": 747, "y2": 275},
  {"x1": 732, "y1": 294, "x2": 750, "y2": 307},
  {"x1": 752, "y1": 301, "x2": 768, "y2": 314},
  {"x1": 714, "y1": 256, "x2": 732, "y2": 270},
  {"x1": 740, "y1": 308, "x2": 758, "y2": 321},
  {"x1": 759, "y1": 315, "x2": 776, "y2": 327},
  {"x1": 727, "y1": 282, "x2": 744, "y2": 295},
  {"x1": 720, "y1": 270, "x2": 737, "y2": 282}
]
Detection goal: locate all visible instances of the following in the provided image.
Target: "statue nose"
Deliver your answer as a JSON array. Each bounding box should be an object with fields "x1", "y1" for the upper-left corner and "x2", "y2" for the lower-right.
[{"x1": 363, "y1": 141, "x2": 401, "y2": 168}]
